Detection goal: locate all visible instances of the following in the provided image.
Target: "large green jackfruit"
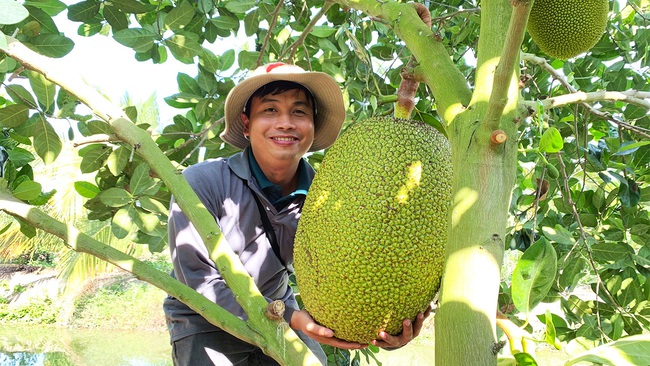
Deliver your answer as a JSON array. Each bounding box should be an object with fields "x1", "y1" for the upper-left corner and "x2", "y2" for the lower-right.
[
  {"x1": 294, "y1": 117, "x2": 452, "y2": 343},
  {"x1": 527, "y1": 0, "x2": 609, "y2": 59}
]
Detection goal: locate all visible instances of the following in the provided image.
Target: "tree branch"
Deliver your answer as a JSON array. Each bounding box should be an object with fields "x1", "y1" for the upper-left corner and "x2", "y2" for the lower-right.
[
  {"x1": 483, "y1": 0, "x2": 532, "y2": 131},
  {"x1": 332, "y1": 0, "x2": 472, "y2": 123},
  {"x1": 256, "y1": 0, "x2": 284, "y2": 66},
  {"x1": 527, "y1": 90, "x2": 650, "y2": 111},
  {"x1": 282, "y1": 1, "x2": 333, "y2": 62}
]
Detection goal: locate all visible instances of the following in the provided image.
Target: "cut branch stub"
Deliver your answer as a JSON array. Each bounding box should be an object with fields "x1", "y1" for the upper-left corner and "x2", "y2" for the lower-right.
[
  {"x1": 490, "y1": 130, "x2": 508, "y2": 144},
  {"x1": 265, "y1": 300, "x2": 285, "y2": 321}
]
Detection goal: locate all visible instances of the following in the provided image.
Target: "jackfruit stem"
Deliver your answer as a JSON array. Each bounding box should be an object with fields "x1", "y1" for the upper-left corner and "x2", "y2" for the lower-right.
[
  {"x1": 394, "y1": 4, "x2": 430, "y2": 120},
  {"x1": 395, "y1": 59, "x2": 421, "y2": 119}
]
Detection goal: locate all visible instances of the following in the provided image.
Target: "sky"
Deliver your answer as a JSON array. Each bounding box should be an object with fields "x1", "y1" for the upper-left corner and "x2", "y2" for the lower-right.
[{"x1": 56, "y1": 17, "x2": 198, "y2": 126}]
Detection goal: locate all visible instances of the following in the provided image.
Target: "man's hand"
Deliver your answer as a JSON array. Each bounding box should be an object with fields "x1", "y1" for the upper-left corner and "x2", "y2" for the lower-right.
[
  {"x1": 371, "y1": 305, "x2": 432, "y2": 350},
  {"x1": 290, "y1": 310, "x2": 367, "y2": 350}
]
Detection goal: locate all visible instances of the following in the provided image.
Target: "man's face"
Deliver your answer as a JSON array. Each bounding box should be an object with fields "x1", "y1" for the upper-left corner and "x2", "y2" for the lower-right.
[{"x1": 242, "y1": 88, "x2": 315, "y2": 164}]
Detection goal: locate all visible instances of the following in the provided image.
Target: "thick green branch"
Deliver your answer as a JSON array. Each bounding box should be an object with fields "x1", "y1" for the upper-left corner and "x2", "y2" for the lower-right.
[
  {"x1": 483, "y1": 1, "x2": 532, "y2": 131},
  {"x1": 333, "y1": 0, "x2": 472, "y2": 123},
  {"x1": 0, "y1": 190, "x2": 255, "y2": 344}
]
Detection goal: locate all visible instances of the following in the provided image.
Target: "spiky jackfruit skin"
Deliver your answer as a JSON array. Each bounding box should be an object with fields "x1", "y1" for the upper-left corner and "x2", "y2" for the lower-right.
[
  {"x1": 527, "y1": 0, "x2": 609, "y2": 59},
  {"x1": 294, "y1": 117, "x2": 452, "y2": 343}
]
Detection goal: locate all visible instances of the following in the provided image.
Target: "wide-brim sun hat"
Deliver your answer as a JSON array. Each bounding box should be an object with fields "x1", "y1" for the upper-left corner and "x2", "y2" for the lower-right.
[{"x1": 221, "y1": 62, "x2": 346, "y2": 152}]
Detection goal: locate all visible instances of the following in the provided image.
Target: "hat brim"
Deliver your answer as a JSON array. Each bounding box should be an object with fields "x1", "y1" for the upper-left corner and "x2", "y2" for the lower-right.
[{"x1": 221, "y1": 71, "x2": 345, "y2": 152}]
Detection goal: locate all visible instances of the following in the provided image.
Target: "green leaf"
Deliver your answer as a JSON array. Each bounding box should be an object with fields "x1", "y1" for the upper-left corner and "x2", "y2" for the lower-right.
[
  {"x1": 110, "y1": 0, "x2": 155, "y2": 13},
  {"x1": 107, "y1": 145, "x2": 130, "y2": 176},
  {"x1": 67, "y1": 0, "x2": 100, "y2": 22},
  {"x1": 199, "y1": 47, "x2": 219, "y2": 74},
  {"x1": 0, "y1": 0, "x2": 29, "y2": 25},
  {"x1": 26, "y1": 34, "x2": 74, "y2": 58},
  {"x1": 133, "y1": 208, "x2": 161, "y2": 235},
  {"x1": 130, "y1": 162, "x2": 154, "y2": 196},
  {"x1": 7, "y1": 147, "x2": 35, "y2": 167},
  {"x1": 513, "y1": 353, "x2": 538, "y2": 366},
  {"x1": 544, "y1": 310, "x2": 561, "y2": 350},
  {"x1": 0, "y1": 222, "x2": 12, "y2": 236},
  {"x1": 559, "y1": 256, "x2": 587, "y2": 290},
  {"x1": 164, "y1": 33, "x2": 202, "y2": 63},
  {"x1": 243, "y1": 11, "x2": 258, "y2": 37},
  {"x1": 77, "y1": 21, "x2": 102, "y2": 36},
  {"x1": 25, "y1": 5, "x2": 59, "y2": 34},
  {"x1": 74, "y1": 181, "x2": 100, "y2": 198},
  {"x1": 590, "y1": 242, "x2": 630, "y2": 263},
  {"x1": 196, "y1": 0, "x2": 213, "y2": 14},
  {"x1": 541, "y1": 225, "x2": 575, "y2": 245},
  {"x1": 613, "y1": 140, "x2": 650, "y2": 156},
  {"x1": 18, "y1": 217, "x2": 36, "y2": 238},
  {"x1": 79, "y1": 145, "x2": 111, "y2": 173},
  {"x1": 33, "y1": 113, "x2": 62, "y2": 164},
  {"x1": 211, "y1": 15, "x2": 238, "y2": 31},
  {"x1": 165, "y1": 0, "x2": 195, "y2": 31},
  {"x1": 86, "y1": 120, "x2": 112, "y2": 135},
  {"x1": 111, "y1": 205, "x2": 134, "y2": 239},
  {"x1": 6, "y1": 84, "x2": 37, "y2": 106},
  {"x1": 618, "y1": 178, "x2": 640, "y2": 207},
  {"x1": 539, "y1": 127, "x2": 564, "y2": 153},
  {"x1": 138, "y1": 196, "x2": 168, "y2": 214},
  {"x1": 23, "y1": 0, "x2": 67, "y2": 16},
  {"x1": 13, "y1": 180, "x2": 42, "y2": 201},
  {"x1": 0, "y1": 31, "x2": 7, "y2": 51},
  {"x1": 311, "y1": 25, "x2": 337, "y2": 38},
  {"x1": 0, "y1": 104, "x2": 30, "y2": 128},
  {"x1": 219, "y1": 49, "x2": 235, "y2": 71},
  {"x1": 27, "y1": 70, "x2": 56, "y2": 111},
  {"x1": 565, "y1": 334, "x2": 650, "y2": 366},
  {"x1": 237, "y1": 50, "x2": 259, "y2": 70},
  {"x1": 511, "y1": 238, "x2": 558, "y2": 314},
  {"x1": 103, "y1": 3, "x2": 128, "y2": 31},
  {"x1": 177, "y1": 73, "x2": 202, "y2": 96},
  {"x1": 225, "y1": 0, "x2": 256, "y2": 13},
  {"x1": 113, "y1": 27, "x2": 157, "y2": 47},
  {"x1": 100, "y1": 187, "x2": 133, "y2": 207}
]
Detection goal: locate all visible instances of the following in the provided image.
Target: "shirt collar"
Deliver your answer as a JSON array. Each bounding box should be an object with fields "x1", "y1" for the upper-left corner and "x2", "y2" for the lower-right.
[{"x1": 247, "y1": 148, "x2": 311, "y2": 199}]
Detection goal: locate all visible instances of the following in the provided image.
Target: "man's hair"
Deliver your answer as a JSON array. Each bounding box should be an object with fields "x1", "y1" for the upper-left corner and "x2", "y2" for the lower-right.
[{"x1": 243, "y1": 80, "x2": 316, "y2": 118}]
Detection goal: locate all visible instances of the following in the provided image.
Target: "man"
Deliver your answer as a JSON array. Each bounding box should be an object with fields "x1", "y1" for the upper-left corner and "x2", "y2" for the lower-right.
[{"x1": 163, "y1": 63, "x2": 428, "y2": 365}]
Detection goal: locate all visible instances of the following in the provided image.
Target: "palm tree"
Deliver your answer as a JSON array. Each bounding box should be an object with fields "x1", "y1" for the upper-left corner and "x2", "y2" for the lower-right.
[{"x1": 0, "y1": 91, "x2": 163, "y2": 303}]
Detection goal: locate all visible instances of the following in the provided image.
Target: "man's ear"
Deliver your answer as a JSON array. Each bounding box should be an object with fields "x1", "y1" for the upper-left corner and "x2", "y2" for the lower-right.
[{"x1": 241, "y1": 113, "x2": 250, "y2": 133}]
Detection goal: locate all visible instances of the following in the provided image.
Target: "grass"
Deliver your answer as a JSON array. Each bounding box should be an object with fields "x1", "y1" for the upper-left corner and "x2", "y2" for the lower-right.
[{"x1": 70, "y1": 276, "x2": 168, "y2": 330}]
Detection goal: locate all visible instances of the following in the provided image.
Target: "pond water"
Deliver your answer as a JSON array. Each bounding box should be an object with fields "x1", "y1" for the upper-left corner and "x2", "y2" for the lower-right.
[{"x1": 0, "y1": 324, "x2": 172, "y2": 366}]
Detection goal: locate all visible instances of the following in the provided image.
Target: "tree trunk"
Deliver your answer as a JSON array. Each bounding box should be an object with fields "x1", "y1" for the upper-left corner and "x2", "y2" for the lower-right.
[{"x1": 435, "y1": 0, "x2": 525, "y2": 364}]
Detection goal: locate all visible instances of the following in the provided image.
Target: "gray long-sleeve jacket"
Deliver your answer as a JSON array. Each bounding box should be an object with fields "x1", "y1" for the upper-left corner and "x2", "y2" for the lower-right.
[{"x1": 163, "y1": 148, "x2": 315, "y2": 342}]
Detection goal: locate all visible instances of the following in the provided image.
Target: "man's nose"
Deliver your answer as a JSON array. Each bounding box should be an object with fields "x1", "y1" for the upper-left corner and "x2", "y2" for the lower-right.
[{"x1": 275, "y1": 112, "x2": 296, "y2": 129}]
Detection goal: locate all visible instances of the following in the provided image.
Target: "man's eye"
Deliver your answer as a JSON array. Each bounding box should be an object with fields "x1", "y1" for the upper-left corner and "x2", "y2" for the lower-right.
[{"x1": 294, "y1": 109, "x2": 307, "y2": 115}]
